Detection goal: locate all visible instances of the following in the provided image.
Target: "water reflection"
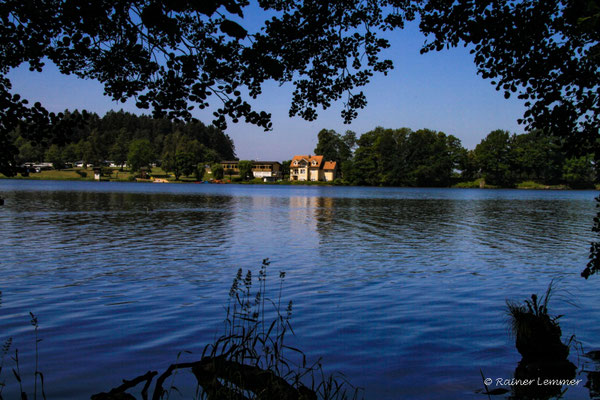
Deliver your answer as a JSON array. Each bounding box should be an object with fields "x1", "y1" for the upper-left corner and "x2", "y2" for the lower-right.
[{"x1": 1, "y1": 181, "x2": 599, "y2": 400}]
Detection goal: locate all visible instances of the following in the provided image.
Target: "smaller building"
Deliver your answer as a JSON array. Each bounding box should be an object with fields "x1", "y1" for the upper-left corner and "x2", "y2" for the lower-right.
[
  {"x1": 93, "y1": 167, "x2": 102, "y2": 181},
  {"x1": 220, "y1": 161, "x2": 282, "y2": 179}
]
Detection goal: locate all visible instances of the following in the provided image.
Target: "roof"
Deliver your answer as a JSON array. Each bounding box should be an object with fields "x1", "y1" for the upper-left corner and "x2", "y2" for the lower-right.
[
  {"x1": 220, "y1": 161, "x2": 281, "y2": 165},
  {"x1": 252, "y1": 161, "x2": 281, "y2": 166},
  {"x1": 323, "y1": 161, "x2": 337, "y2": 170},
  {"x1": 291, "y1": 155, "x2": 324, "y2": 168}
]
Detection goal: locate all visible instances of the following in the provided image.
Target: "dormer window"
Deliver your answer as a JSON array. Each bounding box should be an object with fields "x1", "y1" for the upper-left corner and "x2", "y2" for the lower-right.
[
  {"x1": 311, "y1": 160, "x2": 317, "y2": 165},
  {"x1": 293, "y1": 161, "x2": 298, "y2": 166}
]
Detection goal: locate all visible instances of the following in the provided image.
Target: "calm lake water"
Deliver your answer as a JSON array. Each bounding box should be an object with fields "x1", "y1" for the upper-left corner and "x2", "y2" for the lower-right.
[{"x1": 1, "y1": 180, "x2": 600, "y2": 399}]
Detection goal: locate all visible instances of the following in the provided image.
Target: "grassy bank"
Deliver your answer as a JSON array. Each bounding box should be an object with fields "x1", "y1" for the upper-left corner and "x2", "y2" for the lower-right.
[
  {"x1": 1, "y1": 167, "x2": 169, "y2": 182},
  {"x1": 453, "y1": 178, "x2": 583, "y2": 190},
  {"x1": 1, "y1": 169, "x2": 597, "y2": 190}
]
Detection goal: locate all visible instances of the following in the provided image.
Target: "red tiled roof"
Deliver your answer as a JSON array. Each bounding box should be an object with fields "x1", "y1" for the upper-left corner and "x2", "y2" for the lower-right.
[
  {"x1": 323, "y1": 161, "x2": 337, "y2": 170},
  {"x1": 291, "y1": 155, "x2": 324, "y2": 168}
]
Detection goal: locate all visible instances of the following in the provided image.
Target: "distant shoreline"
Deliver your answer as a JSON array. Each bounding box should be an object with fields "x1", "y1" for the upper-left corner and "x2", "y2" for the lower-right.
[{"x1": 0, "y1": 170, "x2": 593, "y2": 190}]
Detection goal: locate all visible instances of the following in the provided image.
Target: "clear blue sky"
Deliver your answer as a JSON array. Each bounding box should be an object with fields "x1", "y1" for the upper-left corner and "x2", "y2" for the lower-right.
[{"x1": 7, "y1": 20, "x2": 526, "y2": 161}]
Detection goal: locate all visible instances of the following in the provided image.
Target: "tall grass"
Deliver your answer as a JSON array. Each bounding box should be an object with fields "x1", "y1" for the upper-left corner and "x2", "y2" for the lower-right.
[
  {"x1": 0, "y1": 311, "x2": 46, "y2": 400},
  {"x1": 506, "y1": 281, "x2": 572, "y2": 363},
  {"x1": 93, "y1": 259, "x2": 362, "y2": 400}
]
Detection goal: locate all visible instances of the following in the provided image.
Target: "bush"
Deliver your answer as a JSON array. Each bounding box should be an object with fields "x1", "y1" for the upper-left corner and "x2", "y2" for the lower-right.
[
  {"x1": 75, "y1": 170, "x2": 87, "y2": 178},
  {"x1": 506, "y1": 281, "x2": 571, "y2": 362}
]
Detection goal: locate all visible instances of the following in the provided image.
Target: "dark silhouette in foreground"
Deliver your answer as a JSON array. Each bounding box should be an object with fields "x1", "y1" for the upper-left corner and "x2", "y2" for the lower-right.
[
  {"x1": 91, "y1": 259, "x2": 359, "y2": 400},
  {"x1": 91, "y1": 355, "x2": 317, "y2": 400},
  {"x1": 506, "y1": 283, "x2": 577, "y2": 399}
]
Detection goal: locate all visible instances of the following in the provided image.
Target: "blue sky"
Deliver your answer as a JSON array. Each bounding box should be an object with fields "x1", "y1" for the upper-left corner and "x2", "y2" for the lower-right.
[{"x1": 7, "y1": 20, "x2": 526, "y2": 161}]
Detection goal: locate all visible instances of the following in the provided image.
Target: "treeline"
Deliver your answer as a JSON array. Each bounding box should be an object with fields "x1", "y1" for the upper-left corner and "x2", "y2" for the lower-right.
[
  {"x1": 315, "y1": 127, "x2": 596, "y2": 188},
  {"x1": 11, "y1": 110, "x2": 236, "y2": 175}
]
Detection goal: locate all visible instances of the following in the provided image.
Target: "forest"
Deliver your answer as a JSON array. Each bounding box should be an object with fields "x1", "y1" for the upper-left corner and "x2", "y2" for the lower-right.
[
  {"x1": 10, "y1": 109, "x2": 236, "y2": 174},
  {"x1": 313, "y1": 128, "x2": 596, "y2": 189},
  {"x1": 7, "y1": 111, "x2": 596, "y2": 189}
]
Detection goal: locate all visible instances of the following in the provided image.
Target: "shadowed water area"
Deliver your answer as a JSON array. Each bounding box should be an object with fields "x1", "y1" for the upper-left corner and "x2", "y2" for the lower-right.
[{"x1": 1, "y1": 180, "x2": 600, "y2": 399}]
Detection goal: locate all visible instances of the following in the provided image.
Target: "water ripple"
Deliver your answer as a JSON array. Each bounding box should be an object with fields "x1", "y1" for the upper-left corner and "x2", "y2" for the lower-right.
[{"x1": 0, "y1": 181, "x2": 598, "y2": 399}]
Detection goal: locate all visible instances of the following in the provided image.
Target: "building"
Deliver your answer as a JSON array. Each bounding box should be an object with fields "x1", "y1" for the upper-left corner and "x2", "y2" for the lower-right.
[
  {"x1": 289, "y1": 155, "x2": 337, "y2": 182},
  {"x1": 220, "y1": 161, "x2": 282, "y2": 179}
]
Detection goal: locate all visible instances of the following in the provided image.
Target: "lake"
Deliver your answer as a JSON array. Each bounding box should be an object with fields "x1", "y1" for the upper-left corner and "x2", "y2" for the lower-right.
[{"x1": 1, "y1": 180, "x2": 599, "y2": 399}]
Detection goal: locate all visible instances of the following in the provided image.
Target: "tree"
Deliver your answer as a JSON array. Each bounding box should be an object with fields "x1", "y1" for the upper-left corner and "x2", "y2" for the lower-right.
[
  {"x1": 238, "y1": 160, "x2": 254, "y2": 180},
  {"x1": 511, "y1": 130, "x2": 565, "y2": 184},
  {"x1": 2, "y1": 1, "x2": 598, "y2": 179},
  {"x1": 458, "y1": 150, "x2": 478, "y2": 182},
  {"x1": 195, "y1": 164, "x2": 205, "y2": 181},
  {"x1": 340, "y1": 131, "x2": 357, "y2": 163},
  {"x1": 62, "y1": 142, "x2": 78, "y2": 164},
  {"x1": 45, "y1": 144, "x2": 64, "y2": 169},
  {"x1": 281, "y1": 160, "x2": 291, "y2": 180},
  {"x1": 419, "y1": 0, "x2": 600, "y2": 156},
  {"x1": 78, "y1": 140, "x2": 95, "y2": 167},
  {"x1": 127, "y1": 139, "x2": 155, "y2": 172},
  {"x1": 173, "y1": 151, "x2": 195, "y2": 180},
  {"x1": 15, "y1": 137, "x2": 43, "y2": 163},
  {"x1": 314, "y1": 129, "x2": 341, "y2": 163},
  {"x1": 473, "y1": 130, "x2": 515, "y2": 187},
  {"x1": 405, "y1": 129, "x2": 460, "y2": 187},
  {"x1": 110, "y1": 129, "x2": 130, "y2": 169},
  {"x1": 562, "y1": 155, "x2": 595, "y2": 189},
  {"x1": 314, "y1": 129, "x2": 356, "y2": 165},
  {"x1": 0, "y1": 0, "x2": 419, "y2": 176},
  {"x1": 211, "y1": 163, "x2": 224, "y2": 180}
]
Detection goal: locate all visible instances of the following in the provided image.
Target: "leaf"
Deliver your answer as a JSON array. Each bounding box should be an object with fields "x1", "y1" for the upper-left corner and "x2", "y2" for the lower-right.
[
  {"x1": 193, "y1": 0, "x2": 218, "y2": 16},
  {"x1": 12, "y1": 369, "x2": 21, "y2": 383},
  {"x1": 220, "y1": 20, "x2": 247, "y2": 40}
]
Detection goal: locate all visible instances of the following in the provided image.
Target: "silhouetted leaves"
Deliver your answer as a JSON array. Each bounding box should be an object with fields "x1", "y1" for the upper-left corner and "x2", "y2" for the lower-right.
[
  {"x1": 420, "y1": 0, "x2": 600, "y2": 153},
  {"x1": 0, "y1": 0, "x2": 421, "y2": 176}
]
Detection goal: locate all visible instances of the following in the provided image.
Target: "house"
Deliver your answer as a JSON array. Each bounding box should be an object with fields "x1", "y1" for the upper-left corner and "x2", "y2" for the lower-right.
[
  {"x1": 289, "y1": 155, "x2": 337, "y2": 182},
  {"x1": 220, "y1": 161, "x2": 282, "y2": 179},
  {"x1": 251, "y1": 162, "x2": 282, "y2": 179}
]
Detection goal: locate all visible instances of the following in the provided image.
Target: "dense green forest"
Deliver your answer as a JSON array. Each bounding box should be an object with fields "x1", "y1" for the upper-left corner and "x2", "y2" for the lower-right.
[
  {"x1": 10, "y1": 110, "x2": 236, "y2": 173},
  {"x1": 314, "y1": 128, "x2": 596, "y2": 189},
  {"x1": 8, "y1": 112, "x2": 596, "y2": 188}
]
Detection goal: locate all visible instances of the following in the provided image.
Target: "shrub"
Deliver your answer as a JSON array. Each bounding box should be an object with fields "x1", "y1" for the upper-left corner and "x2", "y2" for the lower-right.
[{"x1": 506, "y1": 281, "x2": 571, "y2": 362}]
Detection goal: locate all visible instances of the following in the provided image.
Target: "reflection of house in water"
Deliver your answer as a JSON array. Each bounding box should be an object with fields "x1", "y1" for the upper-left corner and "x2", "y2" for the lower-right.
[
  {"x1": 315, "y1": 197, "x2": 335, "y2": 232},
  {"x1": 289, "y1": 155, "x2": 337, "y2": 181},
  {"x1": 288, "y1": 196, "x2": 337, "y2": 245}
]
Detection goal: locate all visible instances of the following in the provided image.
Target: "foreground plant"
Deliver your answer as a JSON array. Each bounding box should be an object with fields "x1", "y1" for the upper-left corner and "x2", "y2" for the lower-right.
[
  {"x1": 506, "y1": 282, "x2": 571, "y2": 363},
  {"x1": 0, "y1": 312, "x2": 46, "y2": 400},
  {"x1": 93, "y1": 259, "x2": 361, "y2": 400},
  {"x1": 506, "y1": 281, "x2": 577, "y2": 399}
]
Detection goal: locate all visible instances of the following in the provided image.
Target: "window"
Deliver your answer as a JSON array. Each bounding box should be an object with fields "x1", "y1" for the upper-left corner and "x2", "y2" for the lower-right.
[
  {"x1": 293, "y1": 161, "x2": 298, "y2": 166},
  {"x1": 300, "y1": 169, "x2": 305, "y2": 174},
  {"x1": 312, "y1": 160, "x2": 317, "y2": 165}
]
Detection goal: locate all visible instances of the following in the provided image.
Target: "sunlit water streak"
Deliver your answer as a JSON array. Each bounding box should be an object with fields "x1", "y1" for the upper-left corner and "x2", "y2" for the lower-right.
[{"x1": 0, "y1": 180, "x2": 599, "y2": 399}]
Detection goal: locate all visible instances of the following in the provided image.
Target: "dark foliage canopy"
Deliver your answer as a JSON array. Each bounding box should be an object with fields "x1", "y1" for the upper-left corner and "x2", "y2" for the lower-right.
[
  {"x1": 0, "y1": 0, "x2": 419, "y2": 175},
  {"x1": 2, "y1": 0, "x2": 598, "y2": 175},
  {"x1": 420, "y1": 0, "x2": 600, "y2": 153}
]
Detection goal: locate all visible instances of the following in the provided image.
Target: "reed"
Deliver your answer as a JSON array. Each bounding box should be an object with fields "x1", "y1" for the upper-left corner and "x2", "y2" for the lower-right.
[{"x1": 93, "y1": 259, "x2": 362, "y2": 400}]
